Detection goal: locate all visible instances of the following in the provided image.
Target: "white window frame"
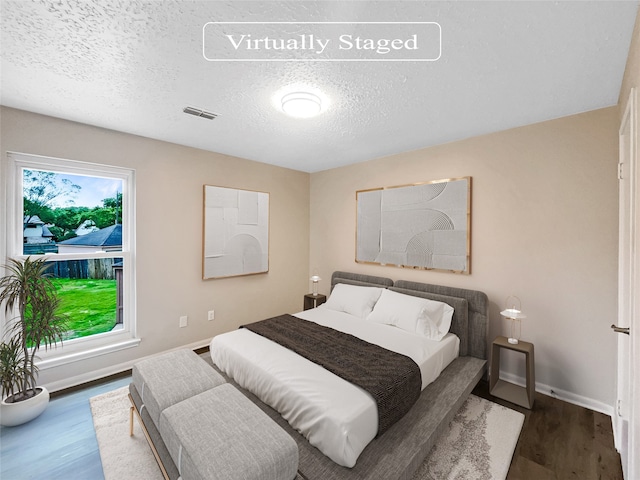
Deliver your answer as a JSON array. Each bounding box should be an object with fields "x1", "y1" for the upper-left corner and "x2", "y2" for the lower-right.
[{"x1": 3, "y1": 152, "x2": 139, "y2": 369}]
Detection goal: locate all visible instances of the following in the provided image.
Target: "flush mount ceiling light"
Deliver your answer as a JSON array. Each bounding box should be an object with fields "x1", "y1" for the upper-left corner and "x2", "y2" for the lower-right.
[{"x1": 281, "y1": 92, "x2": 322, "y2": 118}]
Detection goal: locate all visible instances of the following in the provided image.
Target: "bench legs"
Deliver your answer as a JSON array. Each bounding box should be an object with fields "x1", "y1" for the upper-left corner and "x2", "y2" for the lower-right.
[
  {"x1": 128, "y1": 393, "x2": 171, "y2": 480},
  {"x1": 129, "y1": 405, "x2": 134, "y2": 437}
]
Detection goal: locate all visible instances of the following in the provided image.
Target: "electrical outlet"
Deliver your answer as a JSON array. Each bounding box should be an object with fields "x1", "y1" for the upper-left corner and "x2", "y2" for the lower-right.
[
  {"x1": 179, "y1": 315, "x2": 188, "y2": 328},
  {"x1": 208, "y1": 310, "x2": 215, "y2": 321}
]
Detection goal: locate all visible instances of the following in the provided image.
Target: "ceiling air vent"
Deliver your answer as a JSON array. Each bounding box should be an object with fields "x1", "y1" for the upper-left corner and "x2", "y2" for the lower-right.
[{"x1": 183, "y1": 106, "x2": 218, "y2": 120}]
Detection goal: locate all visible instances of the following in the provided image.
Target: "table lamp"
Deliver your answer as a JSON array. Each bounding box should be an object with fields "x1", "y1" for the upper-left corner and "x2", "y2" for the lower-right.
[
  {"x1": 500, "y1": 296, "x2": 526, "y2": 344},
  {"x1": 310, "y1": 275, "x2": 321, "y2": 296}
]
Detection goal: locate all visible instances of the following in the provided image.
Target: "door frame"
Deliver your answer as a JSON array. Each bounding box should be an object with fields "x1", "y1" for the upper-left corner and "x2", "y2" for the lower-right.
[{"x1": 615, "y1": 87, "x2": 639, "y2": 480}]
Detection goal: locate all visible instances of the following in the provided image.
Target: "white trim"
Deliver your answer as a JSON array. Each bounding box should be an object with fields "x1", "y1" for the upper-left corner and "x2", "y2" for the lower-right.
[
  {"x1": 2, "y1": 151, "x2": 137, "y2": 366},
  {"x1": 35, "y1": 321, "x2": 141, "y2": 368},
  {"x1": 498, "y1": 369, "x2": 613, "y2": 416},
  {"x1": 37, "y1": 337, "x2": 141, "y2": 370},
  {"x1": 0, "y1": 154, "x2": 10, "y2": 338},
  {"x1": 46, "y1": 345, "x2": 616, "y2": 415},
  {"x1": 42, "y1": 338, "x2": 213, "y2": 394},
  {"x1": 627, "y1": 86, "x2": 640, "y2": 480},
  {"x1": 615, "y1": 87, "x2": 639, "y2": 480},
  {"x1": 7, "y1": 151, "x2": 136, "y2": 256}
]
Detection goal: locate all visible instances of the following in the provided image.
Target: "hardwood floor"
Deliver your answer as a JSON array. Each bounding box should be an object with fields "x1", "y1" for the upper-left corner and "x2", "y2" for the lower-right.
[
  {"x1": 0, "y1": 376, "x2": 623, "y2": 479},
  {"x1": 0, "y1": 375, "x2": 131, "y2": 480},
  {"x1": 472, "y1": 380, "x2": 624, "y2": 480}
]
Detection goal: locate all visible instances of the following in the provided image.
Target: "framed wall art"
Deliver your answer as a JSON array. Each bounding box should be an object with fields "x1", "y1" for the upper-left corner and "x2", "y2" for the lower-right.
[
  {"x1": 203, "y1": 185, "x2": 269, "y2": 279},
  {"x1": 356, "y1": 177, "x2": 471, "y2": 274}
]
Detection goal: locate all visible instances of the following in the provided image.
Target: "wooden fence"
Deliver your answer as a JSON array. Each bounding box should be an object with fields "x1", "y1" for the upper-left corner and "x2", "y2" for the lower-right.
[{"x1": 45, "y1": 258, "x2": 121, "y2": 280}]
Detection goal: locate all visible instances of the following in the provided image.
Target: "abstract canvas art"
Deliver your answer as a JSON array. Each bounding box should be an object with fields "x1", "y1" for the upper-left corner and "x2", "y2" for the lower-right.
[
  {"x1": 356, "y1": 177, "x2": 471, "y2": 274},
  {"x1": 203, "y1": 185, "x2": 269, "y2": 279}
]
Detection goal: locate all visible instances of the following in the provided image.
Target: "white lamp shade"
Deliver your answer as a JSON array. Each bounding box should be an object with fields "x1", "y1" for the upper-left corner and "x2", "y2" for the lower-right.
[
  {"x1": 501, "y1": 305, "x2": 525, "y2": 344},
  {"x1": 310, "y1": 275, "x2": 321, "y2": 296},
  {"x1": 500, "y1": 308, "x2": 527, "y2": 320}
]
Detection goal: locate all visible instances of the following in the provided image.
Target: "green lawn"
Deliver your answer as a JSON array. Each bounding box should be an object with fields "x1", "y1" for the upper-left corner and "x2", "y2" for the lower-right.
[{"x1": 52, "y1": 278, "x2": 117, "y2": 340}]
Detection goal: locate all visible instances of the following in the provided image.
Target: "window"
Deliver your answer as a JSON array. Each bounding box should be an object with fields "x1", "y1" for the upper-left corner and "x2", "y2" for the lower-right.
[{"x1": 4, "y1": 152, "x2": 138, "y2": 369}]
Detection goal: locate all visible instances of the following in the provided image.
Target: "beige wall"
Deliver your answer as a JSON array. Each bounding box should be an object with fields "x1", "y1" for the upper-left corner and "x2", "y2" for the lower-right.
[
  {"x1": 310, "y1": 106, "x2": 619, "y2": 411},
  {"x1": 0, "y1": 106, "x2": 310, "y2": 390}
]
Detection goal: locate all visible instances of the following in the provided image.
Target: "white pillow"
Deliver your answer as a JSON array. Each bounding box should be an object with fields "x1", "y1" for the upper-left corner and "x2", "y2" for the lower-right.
[
  {"x1": 415, "y1": 297, "x2": 454, "y2": 341},
  {"x1": 322, "y1": 283, "x2": 384, "y2": 318},
  {"x1": 367, "y1": 289, "x2": 454, "y2": 341}
]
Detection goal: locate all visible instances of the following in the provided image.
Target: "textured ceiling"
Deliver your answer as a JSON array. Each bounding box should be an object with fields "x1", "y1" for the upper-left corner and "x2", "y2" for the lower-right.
[{"x1": 1, "y1": 1, "x2": 638, "y2": 173}]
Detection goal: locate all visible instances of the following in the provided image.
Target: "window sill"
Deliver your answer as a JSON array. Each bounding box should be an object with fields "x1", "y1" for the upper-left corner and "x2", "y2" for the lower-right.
[{"x1": 36, "y1": 336, "x2": 141, "y2": 370}]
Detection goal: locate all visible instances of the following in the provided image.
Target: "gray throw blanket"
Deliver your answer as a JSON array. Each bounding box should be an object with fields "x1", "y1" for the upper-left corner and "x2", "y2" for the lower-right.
[{"x1": 242, "y1": 314, "x2": 422, "y2": 436}]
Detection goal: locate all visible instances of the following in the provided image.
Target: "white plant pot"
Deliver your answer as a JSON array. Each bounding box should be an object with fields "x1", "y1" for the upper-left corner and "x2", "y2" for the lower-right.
[{"x1": 0, "y1": 386, "x2": 50, "y2": 427}]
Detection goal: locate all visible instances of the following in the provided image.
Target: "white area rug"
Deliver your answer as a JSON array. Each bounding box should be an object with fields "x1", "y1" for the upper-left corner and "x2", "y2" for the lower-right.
[
  {"x1": 89, "y1": 386, "x2": 160, "y2": 479},
  {"x1": 412, "y1": 394, "x2": 525, "y2": 480},
  {"x1": 90, "y1": 387, "x2": 524, "y2": 480}
]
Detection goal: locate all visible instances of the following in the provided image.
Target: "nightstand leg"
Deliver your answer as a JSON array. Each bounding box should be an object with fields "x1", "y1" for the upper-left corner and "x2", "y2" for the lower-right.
[
  {"x1": 490, "y1": 342, "x2": 501, "y2": 391},
  {"x1": 526, "y1": 349, "x2": 535, "y2": 408}
]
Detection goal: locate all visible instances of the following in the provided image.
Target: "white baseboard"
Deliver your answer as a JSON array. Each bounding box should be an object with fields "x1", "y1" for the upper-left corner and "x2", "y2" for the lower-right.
[
  {"x1": 44, "y1": 344, "x2": 615, "y2": 420},
  {"x1": 498, "y1": 370, "x2": 613, "y2": 417},
  {"x1": 43, "y1": 337, "x2": 213, "y2": 394}
]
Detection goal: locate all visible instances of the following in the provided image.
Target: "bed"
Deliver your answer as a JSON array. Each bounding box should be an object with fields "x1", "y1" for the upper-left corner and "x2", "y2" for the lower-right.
[
  {"x1": 211, "y1": 271, "x2": 488, "y2": 479},
  {"x1": 129, "y1": 271, "x2": 488, "y2": 480}
]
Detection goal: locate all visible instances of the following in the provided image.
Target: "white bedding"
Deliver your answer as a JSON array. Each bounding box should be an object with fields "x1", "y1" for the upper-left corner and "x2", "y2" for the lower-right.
[{"x1": 209, "y1": 307, "x2": 459, "y2": 468}]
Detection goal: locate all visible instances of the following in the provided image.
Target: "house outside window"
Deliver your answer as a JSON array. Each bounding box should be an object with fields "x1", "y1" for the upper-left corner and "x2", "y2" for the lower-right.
[
  {"x1": 3, "y1": 152, "x2": 138, "y2": 369},
  {"x1": 23, "y1": 215, "x2": 55, "y2": 247}
]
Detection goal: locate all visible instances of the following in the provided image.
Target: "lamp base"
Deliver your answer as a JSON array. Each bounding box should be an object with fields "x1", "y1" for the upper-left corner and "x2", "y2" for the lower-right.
[{"x1": 507, "y1": 337, "x2": 519, "y2": 344}]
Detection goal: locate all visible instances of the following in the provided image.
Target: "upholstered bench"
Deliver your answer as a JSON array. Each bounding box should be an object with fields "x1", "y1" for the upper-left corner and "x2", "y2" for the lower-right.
[
  {"x1": 132, "y1": 349, "x2": 226, "y2": 425},
  {"x1": 159, "y1": 383, "x2": 299, "y2": 480},
  {"x1": 129, "y1": 349, "x2": 299, "y2": 480}
]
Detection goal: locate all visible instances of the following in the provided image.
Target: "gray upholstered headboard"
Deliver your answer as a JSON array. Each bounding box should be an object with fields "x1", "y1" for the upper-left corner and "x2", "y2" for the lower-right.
[
  {"x1": 331, "y1": 271, "x2": 394, "y2": 289},
  {"x1": 329, "y1": 271, "x2": 489, "y2": 360}
]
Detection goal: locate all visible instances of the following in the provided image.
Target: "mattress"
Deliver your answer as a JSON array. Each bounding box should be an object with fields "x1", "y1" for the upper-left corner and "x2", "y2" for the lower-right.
[{"x1": 209, "y1": 307, "x2": 459, "y2": 468}]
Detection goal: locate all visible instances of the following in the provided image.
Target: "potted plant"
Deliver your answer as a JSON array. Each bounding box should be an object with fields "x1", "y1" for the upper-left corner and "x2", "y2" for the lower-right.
[{"x1": 0, "y1": 257, "x2": 67, "y2": 426}]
